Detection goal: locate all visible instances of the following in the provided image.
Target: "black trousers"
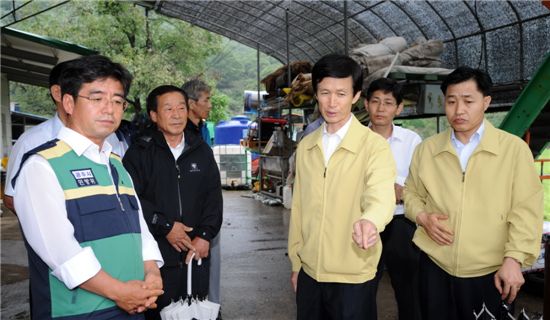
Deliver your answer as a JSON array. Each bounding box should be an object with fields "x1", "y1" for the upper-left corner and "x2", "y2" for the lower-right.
[
  {"x1": 296, "y1": 269, "x2": 377, "y2": 320},
  {"x1": 373, "y1": 215, "x2": 421, "y2": 320},
  {"x1": 145, "y1": 258, "x2": 210, "y2": 320},
  {"x1": 418, "y1": 251, "x2": 507, "y2": 320}
]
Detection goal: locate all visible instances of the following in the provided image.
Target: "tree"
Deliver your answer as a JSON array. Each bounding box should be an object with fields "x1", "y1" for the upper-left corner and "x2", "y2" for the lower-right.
[
  {"x1": 210, "y1": 93, "x2": 230, "y2": 125},
  {"x1": 8, "y1": 84, "x2": 54, "y2": 117},
  {"x1": 7, "y1": 1, "x2": 225, "y2": 119},
  {"x1": 207, "y1": 39, "x2": 282, "y2": 116}
]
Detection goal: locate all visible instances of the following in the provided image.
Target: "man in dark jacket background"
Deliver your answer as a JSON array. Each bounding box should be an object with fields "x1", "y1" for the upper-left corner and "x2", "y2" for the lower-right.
[
  {"x1": 182, "y1": 79, "x2": 213, "y2": 145},
  {"x1": 181, "y1": 79, "x2": 223, "y2": 312},
  {"x1": 123, "y1": 85, "x2": 223, "y2": 320}
]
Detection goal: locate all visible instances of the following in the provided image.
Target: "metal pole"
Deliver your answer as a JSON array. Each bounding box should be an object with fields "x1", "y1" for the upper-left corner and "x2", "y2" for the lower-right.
[
  {"x1": 344, "y1": 0, "x2": 349, "y2": 55},
  {"x1": 257, "y1": 42, "x2": 263, "y2": 192},
  {"x1": 257, "y1": 42, "x2": 261, "y2": 114},
  {"x1": 3, "y1": 0, "x2": 70, "y2": 28},
  {"x1": 1, "y1": 0, "x2": 32, "y2": 20},
  {"x1": 286, "y1": 9, "x2": 291, "y2": 87},
  {"x1": 285, "y1": 8, "x2": 293, "y2": 142}
]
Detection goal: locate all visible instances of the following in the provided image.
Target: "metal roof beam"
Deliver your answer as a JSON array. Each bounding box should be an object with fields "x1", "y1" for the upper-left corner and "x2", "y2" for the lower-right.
[
  {"x1": 506, "y1": 0, "x2": 524, "y2": 79},
  {"x1": 4, "y1": 66, "x2": 49, "y2": 87},
  {"x1": 424, "y1": 1, "x2": 459, "y2": 66},
  {"x1": 462, "y1": 1, "x2": 488, "y2": 69},
  {"x1": 153, "y1": 7, "x2": 294, "y2": 62},
  {"x1": 157, "y1": 2, "x2": 312, "y2": 60},
  {"x1": 1, "y1": 57, "x2": 51, "y2": 74},
  {"x1": 323, "y1": 1, "x2": 384, "y2": 41},
  {"x1": 290, "y1": 1, "x2": 346, "y2": 48},
  {"x1": 1, "y1": 0, "x2": 32, "y2": 20},
  {"x1": 229, "y1": 1, "x2": 328, "y2": 57},
  {"x1": 2, "y1": 0, "x2": 70, "y2": 28},
  {"x1": 362, "y1": 5, "x2": 399, "y2": 38},
  {"x1": 390, "y1": 2, "x2": 429, "y2": 40},
  {"x1": 319, "y1": 0, "x2": 362, "y2": 45},
  {"x1": 1, "y1": 46, "x2": 58, "y2": 65},
  {"x1": 213, "y1": 1, "x2": 323, "y2": 58},
  {"x1": 442, "y1": 12, "x2": 550, "y2": 43}
]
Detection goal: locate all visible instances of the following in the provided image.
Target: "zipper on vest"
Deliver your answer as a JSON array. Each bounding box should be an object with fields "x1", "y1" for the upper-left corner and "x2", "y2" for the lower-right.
[
  {"x1": 113, "y1": 178, "x2": 125, "y2": 212},
  {"x1": 324, "y1": 167, "x2": 327, "y2": 178},
  {"x1": 117, "y1": 196, "x2": 125, "y2": 212},
  {"x1": 175, "y1": 164, "x2": 183, "y2": 217},
  {"x1": 462, "y1": 172, "x2": 465, "y2": 182},
  {"x1": 109, "y1": 162, "x2": 125, "y2": 212}
]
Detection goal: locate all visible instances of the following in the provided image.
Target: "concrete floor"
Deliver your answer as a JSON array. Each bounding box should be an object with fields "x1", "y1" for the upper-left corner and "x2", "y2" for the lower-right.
[{"x1": 1, "y1": 190, "x2": 545, "y2": 319}]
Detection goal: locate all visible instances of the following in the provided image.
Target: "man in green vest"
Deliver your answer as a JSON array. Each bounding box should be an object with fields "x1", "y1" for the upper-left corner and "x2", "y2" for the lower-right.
[{"x1": 13, "y1": 55, "x2": 164, "y2": 319}]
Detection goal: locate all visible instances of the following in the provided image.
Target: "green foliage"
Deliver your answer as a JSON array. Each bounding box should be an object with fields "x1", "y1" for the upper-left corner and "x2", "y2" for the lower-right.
[
  {"x1": 210, "y1": 93, "x2": 230, "y2": 125},
  {"x1": 395, "y1": 117, "x2": 447, "y2": 140},
  {"x1": 4, "y1": 1, "x2": 282, "y2": 123},
  {"x1": 8, "y1": 83, "x2": 55, "y2": 117},
  {"x1": 6, "y1": 0, "x2": 224, "y2": 118},
  {"x1": 485, "y1": 112, "x2": 507, "y2": 127},
  {"x1": 536, "y1": 146, "x2": 550, "y2": 221},
  {"x1": 207, "y1": 39, "x2": 282, "y2": 116},
  {"x1": 396, "y1": 111, "x2": 507, "y2": 140}
]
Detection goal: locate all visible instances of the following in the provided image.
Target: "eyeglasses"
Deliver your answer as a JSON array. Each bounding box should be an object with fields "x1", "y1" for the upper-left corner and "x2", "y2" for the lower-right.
[
  {"x1": 77, "y1": 94, "x2": 128, "y2": 111},
  {"x1": 368, "y1": 99, "x2": 397, "y2": 108}
]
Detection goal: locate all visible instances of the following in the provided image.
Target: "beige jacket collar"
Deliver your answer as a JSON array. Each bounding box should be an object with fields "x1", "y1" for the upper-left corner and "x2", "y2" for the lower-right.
[
  {"x1": 434, "y1": 119, "x2": 500, "y2": 157},
  {"x1": 305, "y1": 114, "x2": 367, "y2": 155}
]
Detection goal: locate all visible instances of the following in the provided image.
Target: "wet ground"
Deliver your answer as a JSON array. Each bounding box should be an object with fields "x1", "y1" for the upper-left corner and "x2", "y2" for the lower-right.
[{"x1": 1, "y1": 190, "x2": 545, "y2": 319}]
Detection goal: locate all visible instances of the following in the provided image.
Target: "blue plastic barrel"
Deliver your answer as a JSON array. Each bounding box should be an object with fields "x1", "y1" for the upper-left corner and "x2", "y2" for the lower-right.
[{"x1": 214, "y1": 116, "x2": 251, "y2": 145}]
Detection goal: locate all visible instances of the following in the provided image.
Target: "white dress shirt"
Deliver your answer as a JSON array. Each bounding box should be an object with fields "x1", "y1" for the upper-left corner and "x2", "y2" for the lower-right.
[
  {"x1": 386, "y1": 125, "x2": 422, "y2": 215},
  {"x1": 169, "y1": 134, "x2": 185, "y2": 161},
  {"x1": 105, "y1": 131, "x2": 129, "y2": 157},
  {"x1": 322, "y1": 115, "x2": 353, "y2": 166},
  {"x1": 4, "y1": 113, "x2": 63, "y2": 197},
  {"x1": 5, "y1": 113, "x2": 127, "y2": 197},
  {"x1": 451, "y1": 122, "x2": 485, "y2": 172},
  {"x1": 14, "y1": 127, "x2": 163, "y2": 290}
]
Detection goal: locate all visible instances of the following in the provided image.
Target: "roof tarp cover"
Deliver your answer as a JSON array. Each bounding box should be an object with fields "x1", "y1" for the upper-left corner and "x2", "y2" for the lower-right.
[{"x1": 142, "y1": 0, "x2": 550, "y2": 84}]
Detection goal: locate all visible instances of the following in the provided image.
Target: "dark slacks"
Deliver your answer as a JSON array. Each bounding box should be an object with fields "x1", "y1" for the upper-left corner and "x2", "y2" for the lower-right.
[
  {"x1": 373, "y1": 215, "x2": 421, "y2": 320},
  {"x1": 418, "y1": 251, "x2": 506, "y2": 320},
  {"x1": 296, "y1": 269, "x2": 377, "y2": 320},
  {"x1": 145, "y1": 258, "x2": 210, "y2": 320}
]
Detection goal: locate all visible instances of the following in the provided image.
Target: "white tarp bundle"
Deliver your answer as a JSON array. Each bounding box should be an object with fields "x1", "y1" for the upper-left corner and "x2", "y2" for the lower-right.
[{"x1": 351, "y1": 37, "x2": 445, "y2": 76}]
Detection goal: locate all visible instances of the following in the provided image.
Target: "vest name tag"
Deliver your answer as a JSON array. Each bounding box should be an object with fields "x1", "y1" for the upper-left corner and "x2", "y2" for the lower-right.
[{"x1": 71, "y1": 169, "x2": 98, "y2": 187}]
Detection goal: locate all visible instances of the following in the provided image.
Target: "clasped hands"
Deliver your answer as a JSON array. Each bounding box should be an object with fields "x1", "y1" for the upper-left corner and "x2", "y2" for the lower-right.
[
  {"x1": 121, "y1": 276, "x2": 162, "y2": 314},
  {"x1": 166, "y1": 221, "x2": 210, "y2": 264}
]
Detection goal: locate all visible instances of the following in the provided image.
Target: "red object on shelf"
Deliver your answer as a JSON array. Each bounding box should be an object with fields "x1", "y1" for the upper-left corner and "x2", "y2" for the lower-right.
[
  {"x1": 255, "y1": 117, "x2": 287, "y2": 141},
  {"x1": 260, "y1": 117, "x2": 287, "y2": 125}
]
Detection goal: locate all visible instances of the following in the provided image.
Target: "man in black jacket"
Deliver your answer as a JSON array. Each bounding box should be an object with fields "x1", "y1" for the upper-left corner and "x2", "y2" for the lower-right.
[
  {"x1": 123, "y1": 85, "x2": 223, "y2": 320},
  {"x1": 182, "y1": 79, "x2": 223, "y2": 312},
  {"x1": 182, "y1": 79, "x2": 212, "y2": 145}
]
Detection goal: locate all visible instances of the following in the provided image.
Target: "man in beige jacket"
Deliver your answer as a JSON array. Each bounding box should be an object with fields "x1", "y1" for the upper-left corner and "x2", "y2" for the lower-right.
[
  {"x1": 288, "y1": 54, "x2": 396, "y2": 320},
  {"x1": 404, "y1": 66, "x2": 543, "y2": 319}
]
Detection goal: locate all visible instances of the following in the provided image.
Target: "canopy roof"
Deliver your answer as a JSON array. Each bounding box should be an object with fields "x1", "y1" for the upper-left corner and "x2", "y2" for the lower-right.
[
  {"x1": 2, "y1": 0, "x2": 549, "y2": 87},
  {"x1": 1, "y1": 27, "x2": 97, "y2": 87},
  {"x1": 140, "y1": 0, "x2": 550, "y2": 84}
]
